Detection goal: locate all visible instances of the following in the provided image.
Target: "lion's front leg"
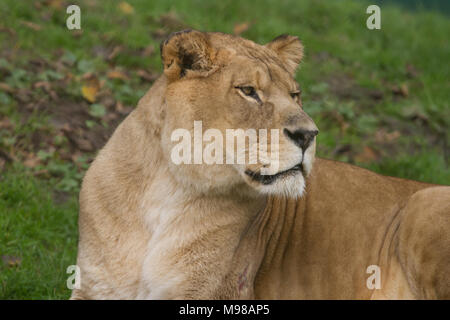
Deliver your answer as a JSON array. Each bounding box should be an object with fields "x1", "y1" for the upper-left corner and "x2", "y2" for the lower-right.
[{"x1": 137, "y1": 255, "x2": 258, "y2": 299}]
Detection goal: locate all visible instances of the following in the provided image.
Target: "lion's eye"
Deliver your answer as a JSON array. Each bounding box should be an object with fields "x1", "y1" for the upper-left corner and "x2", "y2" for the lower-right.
[
  {"x1": 236, "y1": 86, "x2": 260, "y2": 102},
  {"x1": 290, "y1": 91, "x2": 301, "y2": 103},
  {"x1": 241, "y1": 86, "x2": 255, "y2": 96}
]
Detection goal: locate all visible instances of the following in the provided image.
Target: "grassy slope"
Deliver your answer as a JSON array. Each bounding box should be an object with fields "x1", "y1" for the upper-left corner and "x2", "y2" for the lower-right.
[
  {"x1": 0, "y1": 166, "x2": 78, "y2": 299},
  {"x1": 0, "y1": 0, "x2": 448, "y2": 299}
]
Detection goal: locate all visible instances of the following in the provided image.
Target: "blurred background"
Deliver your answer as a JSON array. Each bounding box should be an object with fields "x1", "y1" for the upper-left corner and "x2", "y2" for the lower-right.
[{"x1": 0, "y1": 0, "x2": 448, "y2": 299}]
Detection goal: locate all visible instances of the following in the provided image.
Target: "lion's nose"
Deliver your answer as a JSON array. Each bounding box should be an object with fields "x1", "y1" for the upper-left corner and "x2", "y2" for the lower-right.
[{"x1": 284, "y1": 128, "x2": 318, "y2": 150}]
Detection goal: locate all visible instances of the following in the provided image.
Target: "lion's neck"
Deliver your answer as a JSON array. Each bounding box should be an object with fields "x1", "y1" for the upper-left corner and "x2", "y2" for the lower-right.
[
  {"x1": 137, "y1": 135, "x2": 266, "y2": 242},
  {"x1": 141, "y1": 165, "x2": 265, "y2": 231}
]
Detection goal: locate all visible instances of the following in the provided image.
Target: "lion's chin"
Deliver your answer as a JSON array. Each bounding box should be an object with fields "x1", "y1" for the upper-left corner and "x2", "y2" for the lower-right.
[
  {"x1": 243, "y1": 155, "x2": 315, "y2": 199},
  {"x1": 246, "y1": 170, "x2": 306, "y2": 199}
]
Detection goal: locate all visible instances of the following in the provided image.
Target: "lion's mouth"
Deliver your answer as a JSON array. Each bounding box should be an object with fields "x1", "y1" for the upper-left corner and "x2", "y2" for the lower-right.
[{"x1": 245, "y1": 162, "x2": 304, "y2": 185}]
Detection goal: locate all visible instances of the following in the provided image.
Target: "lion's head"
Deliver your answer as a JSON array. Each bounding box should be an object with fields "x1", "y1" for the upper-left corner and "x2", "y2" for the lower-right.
[{"x1": 157, "y1": 30, "x2": 318, "y2": 198}]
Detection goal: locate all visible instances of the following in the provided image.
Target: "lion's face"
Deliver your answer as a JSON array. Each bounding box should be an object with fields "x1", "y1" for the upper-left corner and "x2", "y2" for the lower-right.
[{"x1": 159, "y1": 30, "x2": 318, "y2": 198}]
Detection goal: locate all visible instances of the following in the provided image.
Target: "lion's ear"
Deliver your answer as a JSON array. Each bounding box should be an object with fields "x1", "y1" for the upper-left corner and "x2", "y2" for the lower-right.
[
  {"x1": 266, "y1": 34, "x2": 304, "y2": 75},
  {"x1": 160, "y1": 29, "x2": 216, "y2": 82}
]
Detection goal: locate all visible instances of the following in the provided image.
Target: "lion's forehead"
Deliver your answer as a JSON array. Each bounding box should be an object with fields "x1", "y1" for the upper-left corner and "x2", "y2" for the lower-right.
[
  {"x1": 218, "y1": 51, "x2": 297, "y2": 92},
  {"x1": 208, "y1": 32, "x2": 295, "y2": 85},
  {"x1": 229, "y1": 58, "x2": 298, "y2": 93}
]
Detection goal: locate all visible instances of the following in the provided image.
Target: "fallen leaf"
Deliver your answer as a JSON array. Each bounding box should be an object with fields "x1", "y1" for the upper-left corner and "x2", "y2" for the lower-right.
[
  {"x1": 81, "y1": 77, "x2": 100, "y2": 103},
  {"x1": 158, "y1": 11, "x2": 187, "y2": 30},
  {"x1": 23, "y1": 153, "x2": 41, "y2": 168},
  {"x1": 115, "y1": 101, "x2": 125, "y2": 113},
  {"x1": 115, "y1": 101, "x2": 132, "y2": 115},
  {"x1": 45, "y1": 0, "x2": 63, "y2": 10},
  {"x1": 73, "y1": 137, "x2": 94, "y2": 152},
  {"x1": 81, "y1": 86, "x2": 98, "y2": 103},
  {"x1": 49, "y1": 90, "x2": 58, "y2": 100},
  {"x1": 400, "y1": 84, "x2": 409, "y2": 97},
  {"x1": 34, "y1": 81, "x2": 51, "y2": 91},
  {"x1": 99, "y1": 95, "x2": 116, "y2": 109},
  {"x1": 20, "y1": 21, "x2": 42, "y2": 31},
  {"x1": 0, "y1": 25, "x2": 16, "y2": 36},
  {"x1": 355, "y1": 146, "x2": 379, "y2": 163},
  {"x1": 375, "y1": 130, "x2": 401, "y2": 143},
  {"x1": 233, "y1": 22, "x2": 251, "y2": 35},
  {"x1": 70, "y1": 151, "x2": 84, "y2": 163},
  {"x1": 34, "y1": 1, "x2": 43, "y2": 10},
  {"x1": 0, "y1": 82, "x2": 14, "y2": 93},
  {"x1": 151, "y1": 28, "x2": 168, "y2": 40},
  {"x1": 104, "y1": 112, "x2": 119, "y2": 122},
  {"x1": 81, "y1": 72, "x2": 95, "y2": 80},
  {"x1": 405, "y1": 64, "x2": 419, "y2": 78},
  {"x1": 65, "y1": 72, "x2": 75, "y2": 80},
  {"x1": 107, "y1": 46, "x2": 123, "y2": 61},
  {"x1": 137, "y1": 69, "x2": 158, "y2": 82},
  {"x1": 60, "y1": 123, "x2": 73, "y2": 133},
  {"x1": 326, "y1": 110, "x2": 349, "y2": 133},
  {"x1": 107, "y1": 70, "x2": 129, "y2": 81},
  {"x1": 392, "y1": 84, "x2": 409, "y2": 97},
  {"x1": 85, "y1": 0, "x2": 97, "y2": 8},
  {"x1": 0, "y1": 118, "x2": 13, "y2": 129},
  {"x1": 71, "y1": 30, "x2": 83, "y2": 37},
  {"x1": 33, "y1": 169, "x2": 49, "y2": 177},
  {"x1": 1, "y1": 255, "x2": 21, "y2": 267},
  {"x1": 14, "y1": 88, "x2": 32, "y2": 103},
  {"x1": 142, "y1": 44, "x2": 155, "y2": 57},
  {"x1": 333, "y1": 144, "x2": 352, "y2": 156},
  {"x1": 118, "y1": 1, "x2": 134, "y2": 14}
]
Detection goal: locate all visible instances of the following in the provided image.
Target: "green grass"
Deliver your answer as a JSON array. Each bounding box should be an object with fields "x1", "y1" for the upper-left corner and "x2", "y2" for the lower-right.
[
  {"x1": 0, "y1": 0, "x2": 449, "y2": 299},
  {"x1": 364, "y1": 151, "x2": 450, "y2": 185},
  {"x1": 0, "y1": 165, "x2": 78, "y2": 299}
]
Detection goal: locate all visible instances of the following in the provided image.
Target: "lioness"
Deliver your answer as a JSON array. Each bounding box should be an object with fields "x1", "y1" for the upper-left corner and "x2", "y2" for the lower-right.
[{"x1": 71, "y1": 30, "x2": 450, "y2": 300}]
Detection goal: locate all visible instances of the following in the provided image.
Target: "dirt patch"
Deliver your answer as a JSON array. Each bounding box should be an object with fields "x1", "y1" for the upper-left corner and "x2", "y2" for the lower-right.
[
  {"x1": 0, "y1": 42, "x2": 155, "y2": 175},
  {"x1": 19, "y1": 95, "x2": 133, "y2": 161},
  {"x1": 315, "y1": 71, "x2": 447, "y2": 166},
  {"x1": 326, "y1": 73, "x2": 384, "y2": 102},
  {"x1": 52, "y1": 189, "x2": 72, "y2": 205}
]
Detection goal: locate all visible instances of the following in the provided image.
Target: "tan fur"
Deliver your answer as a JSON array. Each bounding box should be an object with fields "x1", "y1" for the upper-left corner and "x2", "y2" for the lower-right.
[{"x1": 71, "y1": 31, "x2": 450, "y2": 300}]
